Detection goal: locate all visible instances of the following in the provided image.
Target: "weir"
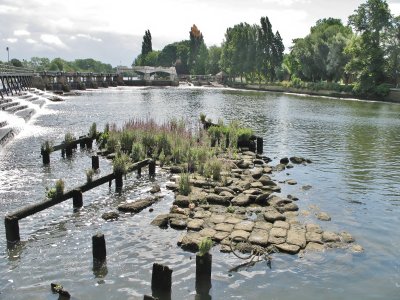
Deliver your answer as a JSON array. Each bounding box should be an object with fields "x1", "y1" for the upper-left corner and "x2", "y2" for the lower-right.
[{"x1": 0, "y1": 63, "x2": 34, "y2": 98}]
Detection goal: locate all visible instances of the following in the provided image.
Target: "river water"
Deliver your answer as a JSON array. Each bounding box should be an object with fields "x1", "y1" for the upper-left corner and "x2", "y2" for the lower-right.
[{"x1": 0, "y1": 86, "x2": 399, "y2": 299}]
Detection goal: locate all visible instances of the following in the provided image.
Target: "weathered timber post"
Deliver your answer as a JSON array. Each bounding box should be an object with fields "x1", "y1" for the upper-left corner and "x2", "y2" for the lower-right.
[
  {"x1": 149, "y1": 160, "x2": 156, "y2": 177},
  {"x1": 115, "y1": 174, "x2": 123, "y2": 191},
  {"x1": 92, "y1": 233, "x2": 106, "y2": 261},
  {"x1": 143, "y1": 295, "x2": 158, "y2": 300},
  {"x1": 5, "y1": 215, "x2": 20, "y2": 243},
  {"x1": 72, "y1": 189, "x2": 83, "y2": 208},
  {"x1": 42, "y1": 150, "x2": 50, "y2": 165},
  {"x1": 79, "y1": 137, "x2": 85, "y2": 149},
  {"x1": 249, "y1": 140, "x2": 256, "y2": 153},
  {"x1": 92, "y1": 155, "x2": 99, "y2": 170},
  {"x1": 151, "y1": 263, "x2": 172, "y2": 300},
  {"x1": 196, "y1": 253, "x2": 212, "y2": 294},
  {"x1": 137, "y1": 167, "x2": 142, "y2": 178},
  {"x1": 65, "y1": 146, "x2": 73, "y2": 157},
  {"x1": 86, "y1": 138, "x2": 93, "y2": 149},
  {"x1": 256, "y1": 137, "x2": 263, "y2": 154}
]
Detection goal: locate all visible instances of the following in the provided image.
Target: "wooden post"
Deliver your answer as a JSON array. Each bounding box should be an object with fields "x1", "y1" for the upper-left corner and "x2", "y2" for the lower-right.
[
  {"x1": 196, "y1": 253, "x2": 212, "y2": 294},
  {"x1": 143, "y1": 295, "x2": 157, "y2": 300},
  {"x1": 5, "y1": 215, "x2": 20, "y2": 243},
  {"x1": 137, "y1": 167, "x2": 142, "y2": 178},
  {"x1": 151, "y1": 263, "x2": 172, "y2": 300},
  {"x1": 115, "y1": 174, "x2": 123, "y2": 191},
  {"x1": 42, "y1": 151, "x2": 50, "y2": 165},
  {"x1": 149, "y1": 160, "x2": 156, "y2": 177},
  {"x1": 72, "y1": 189, "x2": 83, "y2": 208},
  {"x1": 86, "y1": 138, "x2": 93, "y2": 149},
  {"x1": 92, "y1": 233, "x2": 106, "y2": 261},
  {"x1": 92, "y1": 155, "x2": 99, "y2": 170},
  {"x1": 65, "y1": 146, "x2": 73, "y2": 157},
  {"x1": 256, "y1": 137, "x2": 263, "y2": 154}
]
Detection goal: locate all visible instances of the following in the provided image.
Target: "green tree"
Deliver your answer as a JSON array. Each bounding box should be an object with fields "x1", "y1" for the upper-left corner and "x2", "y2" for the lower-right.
[
  {"x1": 384, "y1": 15, "x2": 400, "y2": 86},
  {"x1": 206, "y1": 45, "x2": 222, "y2": 75},
  {"x1": 189, "y1": 24, "x2": 208, "y2": 74},
  {"x1": 347, "y1": 0, "x2": 391, "y2": 93},
  {"x1": 10, "y1": 58, "x2": 23, "y2": 67},
  {"x1": 158, "y1": 43, "x2": 178, "y2": 67},
  {"x1": 141, "y1": 30, "x2": 152, "y2": 57}
]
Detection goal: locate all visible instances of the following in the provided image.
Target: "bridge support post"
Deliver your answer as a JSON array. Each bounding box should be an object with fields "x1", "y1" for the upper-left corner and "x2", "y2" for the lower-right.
[{"x1": 5, "y1": 215, "x2": 20, "y2": 243}]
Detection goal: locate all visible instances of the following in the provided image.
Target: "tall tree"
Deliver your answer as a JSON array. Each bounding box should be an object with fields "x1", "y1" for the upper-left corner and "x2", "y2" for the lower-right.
[
  {"x1": 206, "y1": 45, "x2": 222, "y2": 75},
  {"x1": 347, "y1": 0, "x2": 391, "y2": 93},
  {"x1": 189, "y1": 24, "x2": 208, "y2": 74},
  {"x1": 383, "y1": 15, "x2": 400, "y2": 86},
  {"x1": 141, "y1": 30, "x2": 152, "y2": 57}
]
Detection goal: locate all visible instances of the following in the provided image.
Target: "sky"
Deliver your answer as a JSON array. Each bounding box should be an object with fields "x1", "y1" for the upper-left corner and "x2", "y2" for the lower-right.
[{"x1": 1, "y1": 0, "x2": 400, "y2": 67}]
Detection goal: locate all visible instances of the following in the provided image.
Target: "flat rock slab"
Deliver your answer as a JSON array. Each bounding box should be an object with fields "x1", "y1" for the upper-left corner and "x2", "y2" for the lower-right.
[
  {"x1": 286, "y1": 179, "x2": 297, "y2": 185},
  {"x1": 306, "y1": 223, "x2": 322, "y2": 233},
  {"x1": 234, "y1": 221, "x2": 255, "y2": 232},
  {"x1": 173, "y1": 195, "x2": 190, "y2": 208},
  {"x1": 276, "y1": 243, "x2": 300, "y2": 254},
  {"x1": 255, "y1": 193, "x2": 271, "y2": 205},
  {"x1": 187, "y1": 219, "x2": 204, "y2": 231},
  {"x1": 306, "y1": 231, "x2": 323, "y2": 244},
  {"x1": 286, "y1": 230, "x2": 306, "y2": 248},
  {"x1": 317, "y1": 212, "x2": 331, "y2": 221},
  {"x1": 178, "y1": 233, "x2": 202, "y2": 252},
  {"x1": 102, "y1": 211, "x2": 119, "y2": 221},
  {"x1": 206, "y1": 194, "x2": 231, "y2": 206},
  {"x1": 270, "y1": 227, "x2": 287, "y2": 238},
  {"x1": 170, "y1": 218, "x2": 187, "y2": 230},
  {"x1": 166, "y1": 182, "x2": 178, "y2": 191},
  {"x1": 151, "y1": 214, "x2": 169, "y2": 228},
  {"x1": 254, "y1": 221, "x2": 273, "y2": 231},
  {"x1": 305, "y1": 242, "x2": 325, "y2": 252},
  {"x1": 249, "y1": 230, "x2": 269, "y2": 246},
  {"x1": 118, "y1": 197, "x2": 156, "y2": 213},
  {"x1": 340, "y1": 231, "x2": 355, "y2": 243},
  {"x1": 264, "y1": 208, "x2": 286, "y2": 222},
  {"x1": 194, "y1": 210, "x2": 212, "y2": 219},
  {"x1": 149, "y1": 184, "x2": 161, "y2": 194},
  {"x1": 231, "y1": 194, "x2": 252, "y2": 206},
  {"x1": 199, "y1": 228, "x2": 217, "y2": 238},
  {"x1": 214, "y1": 223, "x2": 234, "y2": 232},
  {"x1": 230, "y1": 230, "x2": 250, "y2": 240},
  {"x1": 268, "y1": 235, "x2": 286, "y2": 245},
  {"x1": 322, "y1": 231, "x2": 340, "y2": 242},
  {"x1": 209, "y1": 214, "x2": 226, "y2": 224},
  {"x1": 273, "y1": 221, "x2": 290, "y2": 230},
  {"x1": 224, "y1": 216, "x2": 243, "y2": 225},
  {"x1": 213, "y1": 231, "x2": 230, "y2": 242}
]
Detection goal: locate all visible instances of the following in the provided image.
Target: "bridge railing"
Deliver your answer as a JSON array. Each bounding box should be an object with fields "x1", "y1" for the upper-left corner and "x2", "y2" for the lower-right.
[{"x1": 0, "y1": 62, "x2": 35, "y2": 75}]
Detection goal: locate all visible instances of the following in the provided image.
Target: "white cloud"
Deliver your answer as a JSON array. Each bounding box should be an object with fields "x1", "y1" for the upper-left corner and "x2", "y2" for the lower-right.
[
  {"x1": 4, "y1": 38, "x2": 18, "y2": 43},
  {"x1": 40, "y1": 34, "x2": 68, "y2": 48},
  {"x1": 0, "y1": 4, "x2": 18, "y2": 14},
  {"x1": 26, "y1": 38, "x2": 37, "y2": 44},
  {"x1": 389, "y1": 2, "x2": 400, "y2": 15},
  {"x1": 262, "y1": 0, "x2": 310, "y2": 6},
  {"x1": 76, "y1": 34, "x2": 102, "y2": 42},
  {"x1": 14, "y1": 29, "x2": 30, "y2": 36}
]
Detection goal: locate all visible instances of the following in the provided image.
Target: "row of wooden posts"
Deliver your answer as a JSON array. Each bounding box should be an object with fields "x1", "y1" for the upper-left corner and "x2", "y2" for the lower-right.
[
  {"x1": 5, "y1": 136, "x2": 155, "y2": 244},
  {"x1": 92, "y1": 233, "x2": 212, "y2": 300}
]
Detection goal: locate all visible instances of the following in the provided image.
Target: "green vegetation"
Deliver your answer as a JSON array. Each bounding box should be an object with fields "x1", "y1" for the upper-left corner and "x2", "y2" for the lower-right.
[
  {"x1": 88, "y1": 123, "x2": 97, "y2": 139},
  {"x1": 46, "y1": 179, "x2": 65, "y2": 200},
  {"x1": 179, "y1": 172, "x2": 191, "y2": 196},
  {"x1": 41, "y1": 140, "x2": 54, "y2": 153},
  {"x1": 21, "y1": 57, "x2": 114, "y2": 73},
  {"x1": 198, "y1": 237, "x2": 213, "y2": 256},
  {"x1": 86, "y1": 169, "x2": 95, "y2": 183},
  {"x1": 64, "y1": 132, "x2": 75, "y2": 145},
  {"x1": 112, "y1": 152, "x2": 130, "y2": 176}
]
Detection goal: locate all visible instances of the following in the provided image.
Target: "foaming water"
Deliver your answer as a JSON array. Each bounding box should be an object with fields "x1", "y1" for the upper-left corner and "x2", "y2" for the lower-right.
[{"x1": 0, "y1": 87, "x2": 400, "y2": 299}]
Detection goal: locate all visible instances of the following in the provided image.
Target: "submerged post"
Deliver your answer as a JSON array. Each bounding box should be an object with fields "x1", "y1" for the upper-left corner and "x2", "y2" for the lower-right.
[
  {"x1": 92, "y1": 233, "x2": 106, "y2": 261},
  {"x1": 149, "y1": 160, "x2": 156, "y2": 177},
  {"x1": 115, "y1": 174, "x2": 123, "y2": 191},
  {"x1": 5, "y1": 215, "x2": 20, "y2": 243},
  {"x1": 151, "y1": 263, "x2": 172, "y2": 299},
  {"x1": 42, "y1": 151, "x2": 50, "y2": 165},
  {"x1": 256, "y1": 137, "x2": 263, "y2": 154},
  {"x1": 196, "y1": 253, "x2": 212, "y2": 294},
  {"x1": 72, "y1": 189, "x2": 83, "y2": 208},
  {"x1": 92, "y1": 155, "x2": 99, "y2": 170}
]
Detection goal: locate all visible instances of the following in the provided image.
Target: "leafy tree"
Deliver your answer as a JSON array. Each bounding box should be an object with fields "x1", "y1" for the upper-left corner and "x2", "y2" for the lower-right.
[
  {"x1": 10, "y1": 58, "x2": 23, "y2": 67},
  {"x1": 347, "y1": 0, "x2": 391, "y2": 93},
  {"x1": 189, "y1": 24, "x2": 208, "y2": 74},
  {"x1": 290, "y1": 18, "x2": 353, "y2": 82},
  {"x1": 175, "y1": 41, "x2": 190, "y2": 74},
  {"x1": 158, "y1": 43, "x2": 178, "y2": 67},
  {"x1": 383, "y1": 15, "x2": 400, "y2": 86},
  {"x1": 206, "y1": 45, "x2": 222, "y2": 75},
  {"x1": 141, "y1": 30, "x2": 152, "y2": 57}
]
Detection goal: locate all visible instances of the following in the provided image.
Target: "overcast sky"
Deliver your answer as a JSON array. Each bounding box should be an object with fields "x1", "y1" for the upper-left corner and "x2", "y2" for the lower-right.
[{"x1": 1, "y1": 0, "x2": 400, "y2": 67}]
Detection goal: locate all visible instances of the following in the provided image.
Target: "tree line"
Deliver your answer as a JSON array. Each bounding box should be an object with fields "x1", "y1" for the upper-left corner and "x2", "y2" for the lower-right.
[
  {"x1": 136, "y1": 0, "x2": 399, "y2": 96},
  {"x1": 3, "y1": 57, "x2": 114, "y2": 73}
]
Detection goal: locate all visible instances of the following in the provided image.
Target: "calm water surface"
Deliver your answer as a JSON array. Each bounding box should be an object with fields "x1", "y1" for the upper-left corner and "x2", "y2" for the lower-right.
[{"x1": 0, "y1": 86, "x2": 399, "y2": 299}]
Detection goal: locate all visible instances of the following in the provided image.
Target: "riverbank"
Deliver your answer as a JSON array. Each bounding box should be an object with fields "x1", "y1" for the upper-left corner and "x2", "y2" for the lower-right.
[{"x1": 228, "y1": 83, "x2": 400, "y2": 103}]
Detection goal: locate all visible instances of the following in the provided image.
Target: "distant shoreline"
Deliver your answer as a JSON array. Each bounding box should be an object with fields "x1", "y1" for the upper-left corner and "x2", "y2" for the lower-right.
[{"x1": 227, "y1": 83, "x2": 400, "y2": 104}]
